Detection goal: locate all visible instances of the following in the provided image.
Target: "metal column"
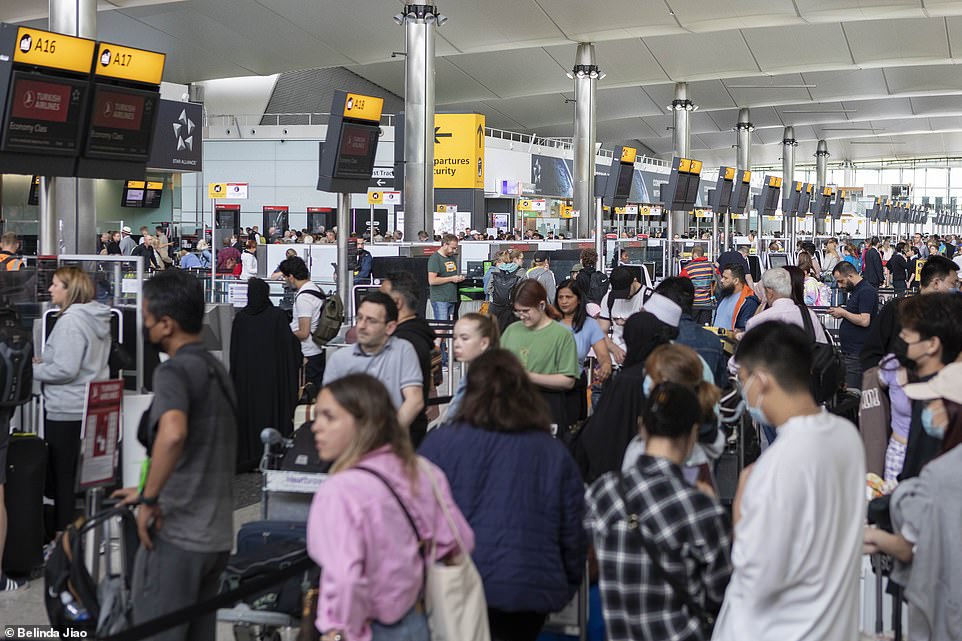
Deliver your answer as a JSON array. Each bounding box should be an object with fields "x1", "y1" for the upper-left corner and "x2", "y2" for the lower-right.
[
  {"x1": 337, "y1": 193, "x2": 352, "y2": 316},
  {"x1": 45, "y1": 0, "x2": 97, "y2": 255},
  {"x1": 735, "y1": 108, "x2": 752, "y2": 235},
  {"x1": 670, "y1": 82, "x2": 693, "y2": 240},
  {"x1": 397, "y1": 4, "x2": 444, "y2": 241},
  {"x1": 572, "y1": 43, "x2": 601, "y2": 239},
  {"x1": 815, "y1": 140, "x2": 830, "y2": 237},
  {"x1": 782, "y1": 127, "x2": 797, "y2": 249}
]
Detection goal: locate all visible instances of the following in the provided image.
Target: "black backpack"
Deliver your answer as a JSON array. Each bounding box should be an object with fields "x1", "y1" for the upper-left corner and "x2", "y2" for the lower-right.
[
  {"x1": 798, "y1": 304, "x2": 846, "y2": 404},
  {"x1": 586, "y1": 270, "x2": 610, "y2": 305},
  {"x1": 0, "y1": 299, "x2": 33, "y2": 407},
  {"x1": 491, "y1": 270, "x2": 522, "y2": 306}
]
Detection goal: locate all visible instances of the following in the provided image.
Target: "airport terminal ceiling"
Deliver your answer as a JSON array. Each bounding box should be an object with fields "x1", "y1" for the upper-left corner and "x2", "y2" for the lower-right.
[{"x1": 7, "y1": 0, "x2": 962, "y2": 165}]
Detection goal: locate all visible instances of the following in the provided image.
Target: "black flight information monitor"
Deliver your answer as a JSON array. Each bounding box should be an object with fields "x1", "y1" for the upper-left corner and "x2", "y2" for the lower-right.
[
  {"x1": 333, "y1": 122, "x2": 379, "y2": 179},
  {"x1": 318, "y1": 90, "x2": 384, "y2": 193},
  {"x1": 85, "y1": 84, "x2": 157, "y2": 161},
  {"x1": 2, "y1": 71, "x2": 87, "y2": 155}
]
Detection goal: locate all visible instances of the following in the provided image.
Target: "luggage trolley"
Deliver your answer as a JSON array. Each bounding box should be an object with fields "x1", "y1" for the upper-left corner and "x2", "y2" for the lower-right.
[{"x1": 217, "y1": 428, "x2": 327, "y2": 641}]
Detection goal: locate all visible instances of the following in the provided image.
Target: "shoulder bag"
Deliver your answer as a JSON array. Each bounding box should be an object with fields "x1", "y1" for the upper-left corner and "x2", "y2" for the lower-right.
[
  {"x1": 356, "y1": 462, "x2": 490, "y2": 641},
  {"x1": 615, "y1": 472, "x2": 717, "y2": 636}
]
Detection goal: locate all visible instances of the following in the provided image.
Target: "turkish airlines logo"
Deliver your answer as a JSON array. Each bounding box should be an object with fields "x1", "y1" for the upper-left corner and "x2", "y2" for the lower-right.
[
  {"x1": 172, "y1": 108, "x2": 194, "y2": 152},
  {"x1": 22, "y1": 90, "x2": 35, "y2": 109}
]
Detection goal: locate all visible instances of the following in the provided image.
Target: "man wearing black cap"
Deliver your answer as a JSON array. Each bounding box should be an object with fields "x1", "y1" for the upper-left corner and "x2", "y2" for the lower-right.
[
  {"x1": 598, "y1": 266, "x2": 648, "y2": 365},
  {"x1": 526, "y1": 251, "x2": 556, "y2": 303}
]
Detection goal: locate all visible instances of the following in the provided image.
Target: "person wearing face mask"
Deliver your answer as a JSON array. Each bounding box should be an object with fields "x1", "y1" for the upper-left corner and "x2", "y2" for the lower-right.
[
  {"x1": 445, "y1": 313, "x2": 499, "y2": 420},
  {"x1": 829, "y1": 261, "x2": 878, "y2": 390},
  {"x1": 860, "y1": 255, "x2": 960, "y2": 372},
  {"x1": 110, "y1": 270, "x2": 237, "y2": 641},
  {"x1": 893, "y1": 292, "x2": 962, "y2": 482},
  {"x1": 586, "y1": 382, "x2": 732, "y2": 641},
  {"x1": 716, "y1": 322, "x2": 865, "y2": 641},
  {"x1": 863, "y1": 362, "x2": 962, "y2": 641}
]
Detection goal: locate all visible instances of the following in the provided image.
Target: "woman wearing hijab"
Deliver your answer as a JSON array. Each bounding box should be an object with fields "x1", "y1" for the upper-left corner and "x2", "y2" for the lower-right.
[
  {"x1": 570, "y1": 297, "x2": 681, "y2": 482},
  {"x1": 229, "y1": 278, "x2": 302, "y2": 471}
]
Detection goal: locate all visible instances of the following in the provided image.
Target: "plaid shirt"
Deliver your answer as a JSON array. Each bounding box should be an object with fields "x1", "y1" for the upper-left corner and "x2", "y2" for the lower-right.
[{"x1": 585, "y1": 455, "x2": 733, "y2": 641}]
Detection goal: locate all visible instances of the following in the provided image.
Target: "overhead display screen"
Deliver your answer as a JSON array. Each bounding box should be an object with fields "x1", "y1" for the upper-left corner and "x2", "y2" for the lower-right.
[
  {"x1": 2, "y1": 72, "x2": 87, "y2": 155},
  {"x1": 333, "y1": 122, "x2": 380, "y2": 179},
  {"x1": 84, "y1": 84, "x2": 158, "y2": 161},
  {"x1": 614, "y1": 163, "x2": 633, "y2": 200},
  {"x1": 122, "y1": 180, "x2": 145, "y2": 207},
  {"x1": 143, "y1": 181, "x2": 163, "y2": 208}
]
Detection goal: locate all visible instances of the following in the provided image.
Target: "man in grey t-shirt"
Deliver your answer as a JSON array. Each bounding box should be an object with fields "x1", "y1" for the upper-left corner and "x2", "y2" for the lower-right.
[
  {"x1": 113, "y1": 270, "x2": 236, "y2": 641},
  {"x1": 323, "y1": 292, "x2": 424, "y2": 430},
  {"x1": 526, "y1": 251, "x2": 557, "y2": 303}
]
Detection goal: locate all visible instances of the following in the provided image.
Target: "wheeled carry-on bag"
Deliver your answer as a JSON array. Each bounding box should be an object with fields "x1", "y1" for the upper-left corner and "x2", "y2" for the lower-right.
[{"x1": 3, "y1": 430, "x2": 47, "y2": 576}]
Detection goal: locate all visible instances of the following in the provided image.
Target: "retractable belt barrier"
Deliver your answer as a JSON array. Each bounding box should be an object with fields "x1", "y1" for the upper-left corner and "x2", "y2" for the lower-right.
[{"x1": 100, "y1": 553, "x2": 314, "y2": 641}]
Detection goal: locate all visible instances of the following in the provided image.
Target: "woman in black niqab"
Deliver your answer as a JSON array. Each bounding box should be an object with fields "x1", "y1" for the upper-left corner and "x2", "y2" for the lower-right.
[{"x1": 230, "y1": 278, "x2": 302, "y2": 471}]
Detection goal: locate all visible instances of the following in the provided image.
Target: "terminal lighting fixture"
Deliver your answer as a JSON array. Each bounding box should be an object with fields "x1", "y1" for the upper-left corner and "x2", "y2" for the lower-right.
[
  {"x1": 666, "y1": 99, "x2": 697, "y2": 112},
  {"x1": 566, "y1": 64, "x2": 606, "y2": 80},
  {"x1": 394, "y1": 5, "x2": 447, "y2": 25}
]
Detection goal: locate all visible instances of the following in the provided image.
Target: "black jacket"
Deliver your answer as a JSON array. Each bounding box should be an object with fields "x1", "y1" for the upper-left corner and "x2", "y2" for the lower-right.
[
  {"x1": 392, "y1": 316, "x2": 436, "y2": 447},
  {"x1": 860, "y1": 296, "x2": 901, "y2": 371},
  {"x1": 862, "y1": 247, "x2": 884, "y2": 287}
]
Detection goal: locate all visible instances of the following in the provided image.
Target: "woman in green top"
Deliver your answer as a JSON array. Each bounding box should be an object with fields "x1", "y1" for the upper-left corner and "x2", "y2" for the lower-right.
[{"x1": 501, "y1": 280, "x2": 581, "y2": 429}]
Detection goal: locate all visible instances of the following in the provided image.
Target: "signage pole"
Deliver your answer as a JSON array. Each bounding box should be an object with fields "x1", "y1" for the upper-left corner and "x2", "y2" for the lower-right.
[
  {"x1": 210, "y1": 198, "x2": 217, "y2": 302},
  {"x1": 712, "y1": 212, "x2": 719, "y2": 262},
  {"x1": 337, "y1": 193, "x2": 352, "y2": 316},
  {"x1": 594, "y1": 196, "x2": 604, "y2": 270},
  {"x1": 370, "y1": 205, "x2": 375, "y2": 241}
]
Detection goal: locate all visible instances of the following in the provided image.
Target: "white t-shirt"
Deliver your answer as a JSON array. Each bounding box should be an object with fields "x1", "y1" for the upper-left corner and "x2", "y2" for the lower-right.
[
  {"x1": 598, "y1": 289, "x2": 646, "y2": 351},
  {"x1": 241, "y1": 252, "x2": 258, "y2": 279},
  {"x1": 712, "y1": 410, "x2": 865, "y2": 641},
  {"x1": 291, "y1": 282, "x2": 325, "y2": 357}
]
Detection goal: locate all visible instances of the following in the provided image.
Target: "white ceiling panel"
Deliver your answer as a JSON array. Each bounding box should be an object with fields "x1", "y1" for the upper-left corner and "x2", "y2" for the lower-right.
[
  {"x1": 802, "y1": 68, "x2": 888, "y2": 101},
  {"x1": 741, "y1": 23, "x2": 853, "y2": 72},
  {"x1": 842, "y1": 18, "x2": 950, "y2": 65},
  {"x1": 884, "y1": 63, "x2": 962, "y2": 95},
  {"x1": 708, "y1": 106, "x2": 784, "y2": 129},
  {"x1": 723, "y1": 74, "x2": 815, "y2": 108},
  {"x1": 926, "y1": 0, "x2": 962, "y2": 17},
  {"x1": 909, "y1": 95, "x2": 962, "y2": 115},
  {"x1": 443, "y1": 49, "x2": 569, "y2": 99},
  {"x1": 479, "y1": 94, "x2": 574, "y2": 129},
  {"x1": 543, "y1": 40, "x2": 671, "y2": 86},
  {"x1": 641, "y1": 80, "x2": 737, "y2": 112},
  {"x1": 926, "y1": 115, "x2": 962, "y2": 130},
  {"x1": 352, "y1": 58, "x2": 501, "y2": 106},
  {"x1": 596, "y1": 118, "x2": 661, "y2": 144},
  {"x1": 643, "y1": 30, "x2": 761, "y2": 80},
  {"x1": 443, "y1": 101, "x2": 524, "y2": 131},
  {"x1": 671, "y1": 0, "x2": 800, "y2": 32},
  {"x1": 692, "y1": 130, "x2": 738, "y2": 150},
  {"x1": 429, "y1": 0, "x2": 565, "y2": 53},
  {"x1": 583, "y1": 87, "x2": 666, "y2": 120},
  {"x1": 838, "y1": 97, "x2": 915, "y2": 120},
  {"x1": 794, "y1": 0, "x2": 925, "y2": 22},
  {"x1": 538, "y1": 0, "x2": 682, "y2": 41}
]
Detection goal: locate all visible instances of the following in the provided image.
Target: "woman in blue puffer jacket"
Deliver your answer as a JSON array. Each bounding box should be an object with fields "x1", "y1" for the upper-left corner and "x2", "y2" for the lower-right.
[{"x1": 419, "y1": 348, "x2": 586, "y2": 641}]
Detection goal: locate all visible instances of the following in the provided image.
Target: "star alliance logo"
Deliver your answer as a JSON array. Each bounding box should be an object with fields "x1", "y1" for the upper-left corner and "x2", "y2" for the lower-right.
[{"x1": 172, "y1": 108, "x2": 194, "y2": 152}]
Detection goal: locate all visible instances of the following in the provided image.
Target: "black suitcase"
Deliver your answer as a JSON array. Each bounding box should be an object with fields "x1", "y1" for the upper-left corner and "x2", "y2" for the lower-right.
[
  {"x1": 3, "y1": 432, "x2": 48, "y2": 576},
  {"x1": 279, "y1": 422, "x2": 330, "y2": 474},
  {"x1": 236, "y1": 519, "x2": 306, "y2": 555}
]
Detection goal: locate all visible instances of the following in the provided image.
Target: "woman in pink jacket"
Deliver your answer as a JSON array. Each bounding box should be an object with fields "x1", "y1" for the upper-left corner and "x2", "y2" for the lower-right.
[{"x1": 307, "y1": 373, "x2": 474, "y2": 641}]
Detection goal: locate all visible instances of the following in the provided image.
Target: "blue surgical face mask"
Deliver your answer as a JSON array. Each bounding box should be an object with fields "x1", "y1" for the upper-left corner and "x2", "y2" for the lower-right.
[
  {"x1": 741, "y1": 374, "x2": 770, "y2": 426},
  {"x1": 643, "y1": 375, "x2": 654, "y2": 398},
  {"x1": 921, "y1": 407, "x2": 946, "y2": 439}
]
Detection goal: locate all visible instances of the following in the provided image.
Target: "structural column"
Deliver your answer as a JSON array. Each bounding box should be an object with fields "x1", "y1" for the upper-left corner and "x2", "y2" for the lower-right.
[
  {"x1": 670, "y1": 82, "x2": 694, "y2": 238},
  {"x1": 45, "y1": 0, "x2": 97, "y2": 255},
  {"x1": 397, "y1": 5, "x2": 443, "y2": 241},
  {"x1": 782, "y1": 126, "x2": 797, "y2": 243},
  {"x1": 572, "y1": 43, "x2": 601, "y2": 239},
  {"x1": 815, "y1": 139, "x2": 830, "y2": 236},
  {"x1": 735, "y1": 108, "x2": 753, "y2": 235}
]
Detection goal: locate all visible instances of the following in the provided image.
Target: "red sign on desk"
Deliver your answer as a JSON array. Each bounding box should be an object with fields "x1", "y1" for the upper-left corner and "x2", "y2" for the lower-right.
[{"x1": 78, "y1": 380, "x2": 124, "y2": 490}]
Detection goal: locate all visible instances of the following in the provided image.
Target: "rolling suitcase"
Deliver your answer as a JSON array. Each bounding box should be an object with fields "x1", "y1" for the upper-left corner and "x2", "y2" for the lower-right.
[{"x1": 3, "y1": 431, "x2": 48, "y2": 576}]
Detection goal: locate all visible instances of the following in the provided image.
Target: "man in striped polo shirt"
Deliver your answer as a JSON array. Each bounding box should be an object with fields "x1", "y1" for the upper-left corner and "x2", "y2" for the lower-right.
[{"x1": 679, "y1": 244, "x2": 715, "y2": 325}]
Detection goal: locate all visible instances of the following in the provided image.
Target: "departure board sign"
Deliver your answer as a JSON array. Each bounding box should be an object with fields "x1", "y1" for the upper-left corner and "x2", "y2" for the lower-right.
[
  {"x1": 318, "y1": 89, "x2": 383, "y2": 193},
  {"x1": 143, "y1": 180, "x2": 163, "y2": 208},
  {"x1": 84, "y1": 84, "x2": 158, "y2": 161},
  {"x1": 95, "y1": 42, "x2": 165, "y2": 86},
  {"x1": 12, "y1": 27, "x2": 96, "y2": 74},
  {"x1": 122, "y1": 179, "x2": 145, "y2": 207},
  {"x1": 2, "y1": 71, "x2": 88, "y2": 155}
]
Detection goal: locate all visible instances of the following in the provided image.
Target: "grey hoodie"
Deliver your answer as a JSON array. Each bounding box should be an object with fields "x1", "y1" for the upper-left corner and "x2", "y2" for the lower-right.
[{"x1": 34, "y1": 301, "x2": 112, "y2": 421}]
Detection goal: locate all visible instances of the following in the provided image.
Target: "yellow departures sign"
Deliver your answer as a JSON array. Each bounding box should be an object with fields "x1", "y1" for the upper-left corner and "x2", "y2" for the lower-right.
[
  {"x1": 434, "y1": 113, "x2": 486, "y2": 190},
  {"x1": 95, "y1": 42, "x2": 165, "y2": 85},
  {"x1": 12, "y1": 26, "x2": 95, "y2": 74}
]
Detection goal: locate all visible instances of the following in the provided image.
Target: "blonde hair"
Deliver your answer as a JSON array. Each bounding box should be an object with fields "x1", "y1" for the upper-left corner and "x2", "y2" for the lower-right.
[
  {"x1": 52, "y1": 266, "x2": 94, "y2": 315},
  {"x1": 324, "y1": 374, "x2": 417, "y2": 482},
  {"x1": 645, "y1": 344, "x2": 720, "y2": 424}
]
